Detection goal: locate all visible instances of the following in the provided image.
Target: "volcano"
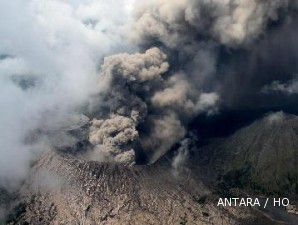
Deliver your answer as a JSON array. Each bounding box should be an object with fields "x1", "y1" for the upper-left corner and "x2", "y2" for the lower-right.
[
  {"x1": 6, "y1": 151, "x2": 276, "y2": 225},
  {"x1": 4, "y1": 112, "x2": 298, "y2": 225}
]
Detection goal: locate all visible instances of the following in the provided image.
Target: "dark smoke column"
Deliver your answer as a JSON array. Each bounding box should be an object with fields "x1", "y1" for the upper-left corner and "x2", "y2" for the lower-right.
[{"x1": 88, "y1": 46, "x2": 218, "y2": 165}]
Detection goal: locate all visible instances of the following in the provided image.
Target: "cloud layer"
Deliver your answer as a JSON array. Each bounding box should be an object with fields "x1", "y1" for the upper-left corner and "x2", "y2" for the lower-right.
[{"x1": 0, "y1": 0, "x2": 135, "y2": 185}]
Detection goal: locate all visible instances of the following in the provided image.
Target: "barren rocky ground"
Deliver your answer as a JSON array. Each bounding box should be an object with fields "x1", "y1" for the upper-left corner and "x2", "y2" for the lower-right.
[
  {"x1": 6, "y1": 151, "x2": 274, "y2": 225},
  {"x1": 4, "y1": 113, "x2": 298, "y2": 225}
]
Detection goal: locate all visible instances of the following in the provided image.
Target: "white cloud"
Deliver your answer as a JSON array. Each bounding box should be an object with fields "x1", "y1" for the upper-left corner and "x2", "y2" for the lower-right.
[
  {"x1": 266, "y1": 111, "x2": 285, "y2": 124},
  {"x1": 0, "y1": 0, "x2": 135, "y2": 184},
  {"x1": 261, "y1": 76, "x2": 298, "y2": 95}
]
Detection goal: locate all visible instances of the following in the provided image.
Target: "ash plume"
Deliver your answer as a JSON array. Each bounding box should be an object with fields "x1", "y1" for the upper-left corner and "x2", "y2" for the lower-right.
[
  {"x1": 87, "y1": 0, "x2": 298, "y2": 164},
  {"x1": 129, "y1": 0, "x2": 298, "y2": 110},
  {"x1": 1, "y1": 0, "x2": 298, "y2": 194},
  {"x1": 89, "y1": 115, "x2": 138, "y2": 165},
  {"x1": 89, "y1": 47, "x2": 218, "y2": 164},
  {"x1": 131, "y1": 0, "x2": 291, "y2": 48}
]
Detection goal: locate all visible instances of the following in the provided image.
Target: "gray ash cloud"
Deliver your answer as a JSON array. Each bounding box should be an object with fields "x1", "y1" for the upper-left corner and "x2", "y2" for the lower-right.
[
  {"x1": 88, "y1": 47, "x2": 217, "y2": 164},
  {"x1": 131, "y1": 0, "x2": 292, "y2": 47},
  {"x1": 86, "y1": 0, "x2": 298, "y2": 164}
]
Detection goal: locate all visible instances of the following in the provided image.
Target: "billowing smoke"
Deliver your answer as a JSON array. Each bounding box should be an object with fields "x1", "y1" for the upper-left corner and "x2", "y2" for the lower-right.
[
  {"x1": 86, "y1": 0, "x2": 298, "y2": 164},
  {"x1": 129, "y1": 0, "x2": 298, "y2": 110},
  {"x1": 89, "y1": 115, "x2": 138, "y2": 165},
  {"x1": 88, "y1": 47, "x2": 218, "y2": 164},
  {"x1": 131, "y1": 0, "x2": 291, "y2": 48}
]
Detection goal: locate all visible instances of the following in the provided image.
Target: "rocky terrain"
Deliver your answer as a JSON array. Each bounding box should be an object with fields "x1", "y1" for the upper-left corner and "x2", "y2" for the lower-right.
[
  {"x1": 195, "y1": 112, "x2": 298, "y2": 196},
  {"x1": 2, "y1": 112, "x2": 297, "y2": 225},
  {"x1": 5, "y1": 151, "x2": 276, "y2": 225}
]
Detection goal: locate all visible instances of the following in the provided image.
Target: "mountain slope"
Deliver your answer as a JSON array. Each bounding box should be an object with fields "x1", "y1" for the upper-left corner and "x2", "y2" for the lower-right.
[
  {"x1": 7, "y1": 151, "x2": 271, "y2": 225},
  {"x1": 197, "y1": 112, "x2": 298, "y2": 195}
]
